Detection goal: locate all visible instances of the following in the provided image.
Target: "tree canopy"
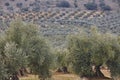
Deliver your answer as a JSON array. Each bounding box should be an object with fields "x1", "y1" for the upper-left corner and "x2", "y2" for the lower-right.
[
  {"x1": 0, "y1": 20, "x2": 53, "y2": 80},
  {"x1": 67, "y1": 27, "x2": 120, "y2": 79},
  {"x1": 56, "y1": 1, "x2": 70, "y2": 8},
  {"x1": 84, "y1": 2, "x2": 97, "y2": 10}
]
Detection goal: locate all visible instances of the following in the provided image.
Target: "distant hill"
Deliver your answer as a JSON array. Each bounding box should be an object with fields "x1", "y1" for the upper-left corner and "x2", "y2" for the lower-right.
[
  {"x1": 0, "y1": 0, "x2": 120, "y2": 48},
  {"x1": 0, "y1": 0, "x2": 119, "y2": 13}
]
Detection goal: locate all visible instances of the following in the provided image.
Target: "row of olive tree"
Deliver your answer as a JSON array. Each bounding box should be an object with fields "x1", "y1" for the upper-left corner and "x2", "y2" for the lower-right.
[
  {"x1": 50, "y1": 27, "x2": 120, "y2": 80},
  {"x1": 0, "y1": 20, "x2": 120, "y2": 80},
  {"x1": 0, "y1": 20, "x2": 53, "y2": 80}
]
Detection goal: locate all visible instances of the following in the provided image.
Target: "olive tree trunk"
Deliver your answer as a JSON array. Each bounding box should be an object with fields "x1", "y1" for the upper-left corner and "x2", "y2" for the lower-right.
[{"x1": 94, "y1": 64, "x2": 105, "y2": 78}]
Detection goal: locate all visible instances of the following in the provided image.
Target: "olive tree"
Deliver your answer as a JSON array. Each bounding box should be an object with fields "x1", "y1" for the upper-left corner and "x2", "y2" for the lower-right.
[
  {"x1": 4, "y1": 42, "x2": 26, "y2": 80},
  {"x1": 54, "y1": 49, "x2": 69, "y2": 73},
  {"x1": 28, "y1": 36, "x2": 53, "y2": 80},
  {"x1": 84, "y1": 2, "x2": 97, "y2": 10},
  {"x1": 0, "y1": 21, "x2": 30, "y2": 80},
  {"x1": 56, "y1": 1, "x2": 70, "y2": 8},
  {"x1": 0, "y1": 20, "x2": 53, "y2": 80},
  {"x1": 67, "y1": 27, "x2": 120, "y2": 79}
]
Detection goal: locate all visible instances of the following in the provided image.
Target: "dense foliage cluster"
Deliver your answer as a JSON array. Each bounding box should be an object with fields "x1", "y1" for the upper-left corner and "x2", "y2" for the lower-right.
[
  {"x1": 0, "y1": 20, "x2": 53, "y2": 80},
  {"x1": 99, "y1": 0, "x2": 111, "y2": 11},
  {"x1": 67, "y1": 27, "x2": 120, "y2": 79},
  {"x1": 84, "y1": 2, "x2": 98, "y2": 10},
  {"x1": 56, "y1": 1, "x2": 70, "y2": 8}
]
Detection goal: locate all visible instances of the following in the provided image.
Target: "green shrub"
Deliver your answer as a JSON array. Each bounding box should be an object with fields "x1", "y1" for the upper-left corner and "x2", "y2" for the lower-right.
[
  {"x1": 56, "y1": 1, "x2": 70, "y2": 8},
  {"x1": 84, "y1": 2, "x2": 97, "y2": 10}
]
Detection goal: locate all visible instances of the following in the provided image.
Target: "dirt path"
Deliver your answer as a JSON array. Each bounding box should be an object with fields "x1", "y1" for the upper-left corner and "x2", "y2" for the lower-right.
[
  {"x1": 53, "y1": 73, "x2": 79, "y2": 80},
  {"x1": 19, "y1": 70, "x2": 116, "y2": 80},
  {"x1": 20, "y1": 73, "x2": 80, "y2": 80}
]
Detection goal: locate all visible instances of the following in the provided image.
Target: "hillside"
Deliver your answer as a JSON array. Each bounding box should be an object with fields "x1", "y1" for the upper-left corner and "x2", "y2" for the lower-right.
[
  {"x1": 0, "y1": 10, "x2": 120, "y2": 48},
  {"x1": 0, "y1": 0, "x2": 119, "y2": 13},
  {"x1": 0, "y1": 0, "x2": 120, "y2": 48}
]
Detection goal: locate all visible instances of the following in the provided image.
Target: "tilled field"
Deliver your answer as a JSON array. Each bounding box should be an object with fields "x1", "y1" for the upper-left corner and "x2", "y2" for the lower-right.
[{"x1": 0, "y1": 10, "x2": 120, "y2": 48}]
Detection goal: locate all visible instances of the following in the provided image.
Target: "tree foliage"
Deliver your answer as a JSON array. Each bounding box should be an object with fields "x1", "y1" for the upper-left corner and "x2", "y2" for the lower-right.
[
  {"x1": 99, "y1": 0, "x2": 111, "y2": 11},
  {"x1": 53, "y1": 49, "x2": 69, "y2": 73},
  {"x1": 56, "y1": 1, "x2": 70, "y2": 8},
  {"x1": 0, "y1": 56, "x2": 8, "y2": 80},
  {"x1": 54, "y1": 49, "x2": 68, "y2": 68},
  {"x1": 84, "y1": 2, "x2": 97, "y2": 10},
  {"x1": 4, "y1": 42, "x2": 26, "y2": 76},
  {"x1": 0, "y1": 20, "x2": 53, "y2": 80},
  {"x1": 99, "y1": 2, "x2": 111, "y2": 11},
  {"x1": 28, "y1": 36, "x2": 53, "y2": 80},
  {"x1": 67, "y1": 27, "x2": 120, "y2": 78}
]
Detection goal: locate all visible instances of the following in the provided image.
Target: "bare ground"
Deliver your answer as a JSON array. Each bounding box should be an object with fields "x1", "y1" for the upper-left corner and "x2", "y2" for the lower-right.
[{"x1": 19, "y1": 69, "x2": 116, "y2": 80}]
